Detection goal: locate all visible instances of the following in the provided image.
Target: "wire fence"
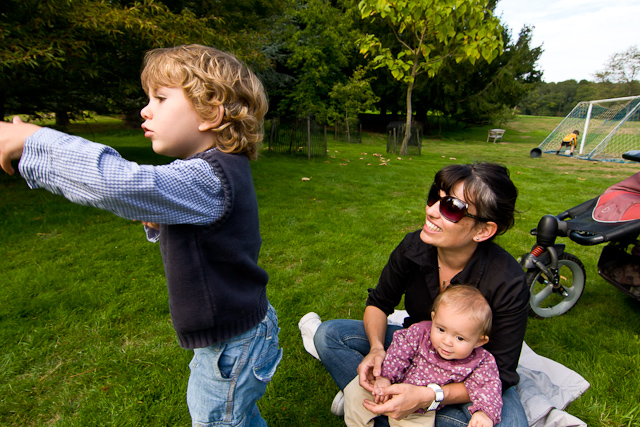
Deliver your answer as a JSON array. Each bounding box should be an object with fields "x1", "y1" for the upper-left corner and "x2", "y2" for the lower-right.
[
  {"x1": 264, "y1": 117, "x2": 363, "y2": 158},
  {"x1": 386, "y1": 123, "x2": 422, "y2": 155}
]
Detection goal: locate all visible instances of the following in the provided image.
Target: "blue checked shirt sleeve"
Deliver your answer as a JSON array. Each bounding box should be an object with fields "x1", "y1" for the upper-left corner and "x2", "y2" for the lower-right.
[{"x1": 19, "y1": 128, "x2": 225, "y2": 225}]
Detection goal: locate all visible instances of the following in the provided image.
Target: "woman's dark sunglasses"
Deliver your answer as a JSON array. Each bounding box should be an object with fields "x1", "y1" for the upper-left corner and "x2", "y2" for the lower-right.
[{"x1": 427, "y1": 185, "x2": 491, "y2": 223}]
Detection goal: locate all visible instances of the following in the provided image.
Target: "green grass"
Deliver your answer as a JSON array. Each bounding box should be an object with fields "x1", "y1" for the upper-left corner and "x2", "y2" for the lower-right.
[{"x1": 2, "y1": 115, "x2": 640, "y2": 426}]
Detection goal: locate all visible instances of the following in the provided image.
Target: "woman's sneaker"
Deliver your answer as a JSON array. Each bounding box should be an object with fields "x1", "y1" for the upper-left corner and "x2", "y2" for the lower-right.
[
  {"x1": 298, "y1": 312, "x2": 322, "y2": 360},
  {"x1": 331, "y1": 390, "x2": 345, "y2": 416}
]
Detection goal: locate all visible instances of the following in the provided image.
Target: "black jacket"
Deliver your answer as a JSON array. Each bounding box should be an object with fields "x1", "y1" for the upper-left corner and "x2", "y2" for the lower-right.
[{"x1": 366, "y1": 230, "x2": 529, "y2": 389}]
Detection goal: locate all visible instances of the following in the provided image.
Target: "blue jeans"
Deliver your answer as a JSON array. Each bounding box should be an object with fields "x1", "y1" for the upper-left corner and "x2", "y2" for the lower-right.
[
  {"x1": 314, "y1": 318, "x2": 401, "y2": 390},
  {"x1": 187, "y1": 304, "x2": 282, "y2": 427},
  {"x1": 314, "y1": 319, "x2": 528, "y2": 427},
  {"x1": 436, "y1": 386, "x2": 527, "y2": 427}
]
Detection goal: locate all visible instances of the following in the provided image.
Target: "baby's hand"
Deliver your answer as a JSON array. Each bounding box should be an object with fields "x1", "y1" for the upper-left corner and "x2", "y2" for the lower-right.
[
  {"x1": 372, "y1": 377, "x2": 392, "y2": 404},
  {"x1": 468, "y1": 411, "x2": 493, "y2": 427}
]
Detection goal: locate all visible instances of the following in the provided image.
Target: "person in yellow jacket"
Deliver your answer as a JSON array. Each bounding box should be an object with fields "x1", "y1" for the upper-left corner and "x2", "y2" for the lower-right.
[{"x1": 556, "y1": 130, "x2": 580, "y2": 155}]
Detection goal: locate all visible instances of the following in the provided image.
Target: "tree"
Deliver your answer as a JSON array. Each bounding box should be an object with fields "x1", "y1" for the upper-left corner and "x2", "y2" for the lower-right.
[
  {"x1": 517, "y1": 79, "x2": 640, "y2": 117},
  {"x1": 416, "y1": 25, "x2": 542, "y2": 128},
  {"x1": 273, "y1": 0, "x2": 359, "y2": 120},
  {"x1": 594, "y1": 45, "x2": 640, "y2": 96},
  {"x1": 356, "y1": 0, "x2": 503, "y2": 154},
  {"x1": 329, "y1": 67, "x2": 379, "y2": 142},
  {"x1": 0, "y1": 0, "x2": 265, "y2": 125}
]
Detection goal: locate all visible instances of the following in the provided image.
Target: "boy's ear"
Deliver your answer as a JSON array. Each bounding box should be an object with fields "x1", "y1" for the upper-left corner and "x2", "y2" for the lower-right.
[
  {"x1": 198, "y1": 104, "x2": 225, "y2": 132},
  {"x1": 431, "y1": 311, "x2": 435, "y2": 320},
  {"x1": 474, "y1": 221, "x2": 498, "y2": 242},
  {"x1": 475, "y1": 335, "x2": 489, "y2": 348}
]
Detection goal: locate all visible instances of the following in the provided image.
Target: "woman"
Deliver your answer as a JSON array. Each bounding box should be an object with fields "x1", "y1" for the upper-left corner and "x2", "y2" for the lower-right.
[{"x1": 313, "y1": 162, "x2": 530, "y2": 426}]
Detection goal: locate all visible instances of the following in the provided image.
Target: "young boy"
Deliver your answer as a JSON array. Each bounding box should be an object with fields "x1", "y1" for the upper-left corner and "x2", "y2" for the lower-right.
[
  {"x1": 556, "y1": 130, "x2": 580, "y2": 155},
  {"x1": 343, "y1": 285, "x2": 502, "y2": 427},
  {"x1": 0, "y1": 44, "x2": 281, "y2": 426}
]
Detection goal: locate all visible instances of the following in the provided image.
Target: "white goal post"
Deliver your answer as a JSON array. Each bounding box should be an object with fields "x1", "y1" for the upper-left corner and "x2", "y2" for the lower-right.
[{"x1": 537, "y1": 95, "x2": 640, "y2": 162}]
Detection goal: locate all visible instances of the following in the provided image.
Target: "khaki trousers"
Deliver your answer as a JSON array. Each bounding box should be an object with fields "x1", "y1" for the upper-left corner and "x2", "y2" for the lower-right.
[{"x1": 343, "y1": 377, "x2": 435, "y2": 427}]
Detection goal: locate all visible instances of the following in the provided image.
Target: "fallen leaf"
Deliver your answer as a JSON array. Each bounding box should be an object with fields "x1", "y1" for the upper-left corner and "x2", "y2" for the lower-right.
[{"x1": 301, "y1": 177, "x2": 311, "y2": 181}]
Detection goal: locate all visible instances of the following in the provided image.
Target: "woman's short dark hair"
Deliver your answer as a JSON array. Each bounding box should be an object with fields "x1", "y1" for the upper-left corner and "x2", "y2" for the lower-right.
[{"x1": 433, "y1": 162, "x2": 518, "y2": 239}]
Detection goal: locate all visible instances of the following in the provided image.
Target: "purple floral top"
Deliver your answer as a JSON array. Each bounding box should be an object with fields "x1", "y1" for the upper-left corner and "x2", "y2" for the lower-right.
[{"x1": 381, "y1": 321, "x2": 503, "y2": 424}]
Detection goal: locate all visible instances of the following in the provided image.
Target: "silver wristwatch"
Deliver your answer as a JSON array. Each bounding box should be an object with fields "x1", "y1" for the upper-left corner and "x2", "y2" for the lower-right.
[{"x1": 426, "y1": 383, "x2": 444, "y2": 411}]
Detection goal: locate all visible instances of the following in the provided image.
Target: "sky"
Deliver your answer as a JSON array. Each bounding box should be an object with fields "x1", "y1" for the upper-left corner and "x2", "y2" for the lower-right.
[{"x1": 494, "y1": 0, "x2": 640, "y2": 83}]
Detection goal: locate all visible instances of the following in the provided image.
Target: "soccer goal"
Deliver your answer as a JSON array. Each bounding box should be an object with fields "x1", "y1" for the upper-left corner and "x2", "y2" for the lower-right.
[{"x1": 537, "y1": 95, "x2": 640, "y2": 162}]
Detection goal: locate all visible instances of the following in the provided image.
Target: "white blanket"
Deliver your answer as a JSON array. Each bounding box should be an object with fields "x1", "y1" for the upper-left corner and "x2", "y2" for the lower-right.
[
  {"x1": 387, "y1": 310, "x2": 590, "y2": 427},
  {"x1": 517, "y1": 342, "x2": 589, "y2": 427}
]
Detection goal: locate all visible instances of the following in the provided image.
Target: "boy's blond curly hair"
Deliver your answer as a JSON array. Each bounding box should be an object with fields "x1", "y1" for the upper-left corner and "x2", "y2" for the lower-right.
[{"x1": 140, "y1": 44, "x2": 267, "y2": 160}]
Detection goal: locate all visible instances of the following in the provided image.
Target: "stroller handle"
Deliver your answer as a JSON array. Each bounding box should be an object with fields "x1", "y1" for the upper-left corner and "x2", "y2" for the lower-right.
[
  {"x1": 567, "y1": 218, "x2": 640, "y2": 245},
  {"x1": 567, "y1": 231, "x2": 605, "y2": 245}
]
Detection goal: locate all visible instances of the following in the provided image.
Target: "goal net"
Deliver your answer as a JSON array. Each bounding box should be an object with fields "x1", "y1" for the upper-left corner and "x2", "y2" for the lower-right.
[{"x1": 537, "y1": 96, "x2": 640, "y2": 162}]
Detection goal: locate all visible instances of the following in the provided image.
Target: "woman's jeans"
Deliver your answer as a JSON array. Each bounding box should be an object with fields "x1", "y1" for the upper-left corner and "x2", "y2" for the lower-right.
[
  {"x1": 314, "y1": 318, "x2": 528, "y2": 427},
  {"x1": 187, "y1": 304, "x2": 282, "y2": 427}
]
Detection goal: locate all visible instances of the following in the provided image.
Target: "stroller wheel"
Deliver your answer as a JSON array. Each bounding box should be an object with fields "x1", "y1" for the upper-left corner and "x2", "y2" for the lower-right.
[{"x1": 527, "y1": 252, "x2": 586, "y2": 318}]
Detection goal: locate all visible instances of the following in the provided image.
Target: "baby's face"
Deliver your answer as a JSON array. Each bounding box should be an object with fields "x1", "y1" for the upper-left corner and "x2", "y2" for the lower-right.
[{"x1": 430, "y1": 304, "x2": 487, "y2": 360}]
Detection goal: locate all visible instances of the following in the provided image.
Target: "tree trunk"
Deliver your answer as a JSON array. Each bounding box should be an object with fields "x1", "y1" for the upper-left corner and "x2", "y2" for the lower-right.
[
  {"x1": 54, "y1": 110, "x2": 70, "y2": 129},
  {"x1": 0, "y1": 88, "x2": 6, "y2": 121},
  {"x1": 345, "y1": 111, "x2": 351, "y2": 144},
  {"x1": 122, "y1": 110, "x2": 143, "y2": 129},
  {"x1": 400, "y1": 79, "x2": 415, "y2": 155}
]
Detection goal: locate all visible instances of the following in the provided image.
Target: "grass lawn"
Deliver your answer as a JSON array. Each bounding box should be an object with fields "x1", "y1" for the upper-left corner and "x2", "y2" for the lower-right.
[{"x1": 1, "y1": 115, "x2": 639, "y2": 426}]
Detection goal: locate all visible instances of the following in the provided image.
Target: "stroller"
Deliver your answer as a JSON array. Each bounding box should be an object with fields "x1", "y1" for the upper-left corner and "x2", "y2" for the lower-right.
[{"x1": 520, "y1": 150, "x2": 640, "y2": 318}]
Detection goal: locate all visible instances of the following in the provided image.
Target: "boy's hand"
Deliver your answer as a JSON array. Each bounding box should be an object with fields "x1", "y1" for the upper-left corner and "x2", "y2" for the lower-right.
[
  {"x1": 468, "y1": 411, "x2": 493, "y2": 427},
  {"x1": 0, "y1": 116, "x2": 42, "y2": 175},
  {"x1": 142, "y1": 221, "x2": 160, "y2": 230}
]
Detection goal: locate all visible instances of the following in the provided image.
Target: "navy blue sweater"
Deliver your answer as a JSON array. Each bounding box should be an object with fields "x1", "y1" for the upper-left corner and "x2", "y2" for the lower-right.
[{"x1": 159, "y1": 149, "x2": 269, "y2": 349}]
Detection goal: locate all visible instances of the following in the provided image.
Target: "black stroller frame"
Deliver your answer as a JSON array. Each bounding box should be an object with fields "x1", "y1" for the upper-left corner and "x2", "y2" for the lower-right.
[{"x1": 520, "y1": 150, "x2": 640, "y2": 318}]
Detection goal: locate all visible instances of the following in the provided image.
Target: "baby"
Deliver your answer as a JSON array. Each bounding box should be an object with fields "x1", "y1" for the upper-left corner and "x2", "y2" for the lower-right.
[{"x1": 344, "y1": 285, "x2": 502, "y2": 427}]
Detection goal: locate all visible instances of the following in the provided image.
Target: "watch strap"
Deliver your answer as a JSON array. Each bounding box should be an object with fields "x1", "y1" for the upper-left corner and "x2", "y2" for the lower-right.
[{"x1": 426, "y1": 383, "x2": 444, "y2": 411}]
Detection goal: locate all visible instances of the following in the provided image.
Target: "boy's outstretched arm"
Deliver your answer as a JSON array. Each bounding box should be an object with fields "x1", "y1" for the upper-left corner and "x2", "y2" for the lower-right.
[{"x1": 0, "y1": 117, "x2": 41, "y2": 175}]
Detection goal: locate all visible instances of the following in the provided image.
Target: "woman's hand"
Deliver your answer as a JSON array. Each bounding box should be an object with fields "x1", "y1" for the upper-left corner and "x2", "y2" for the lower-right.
[
  {"x1": 362, "y1": 382, "x2": 433, "y2": 420},
  {"x1": 357, "y1": 347, "x2": 387, "y2": 393}
]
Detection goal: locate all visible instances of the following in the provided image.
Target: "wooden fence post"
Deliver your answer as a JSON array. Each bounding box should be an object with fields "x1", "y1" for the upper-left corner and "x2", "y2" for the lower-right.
[
  {"x1": 307, "y1": 116, "x2": 311, "y2": 159},
  {"x1": 393, "y1": 127, "x2": 397, "y2": 153},
  {"x1": 324, "y1": 125, "x2": 327, "y2": 155}
]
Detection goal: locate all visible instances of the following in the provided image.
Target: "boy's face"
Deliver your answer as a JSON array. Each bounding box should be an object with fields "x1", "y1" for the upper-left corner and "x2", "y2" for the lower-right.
[
  {"x1": 141, "y1": 87, "x2": 216, "y2": 158},
  {"x1": 430, "y1": 303, "x2": 488, "y2": 360}
]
